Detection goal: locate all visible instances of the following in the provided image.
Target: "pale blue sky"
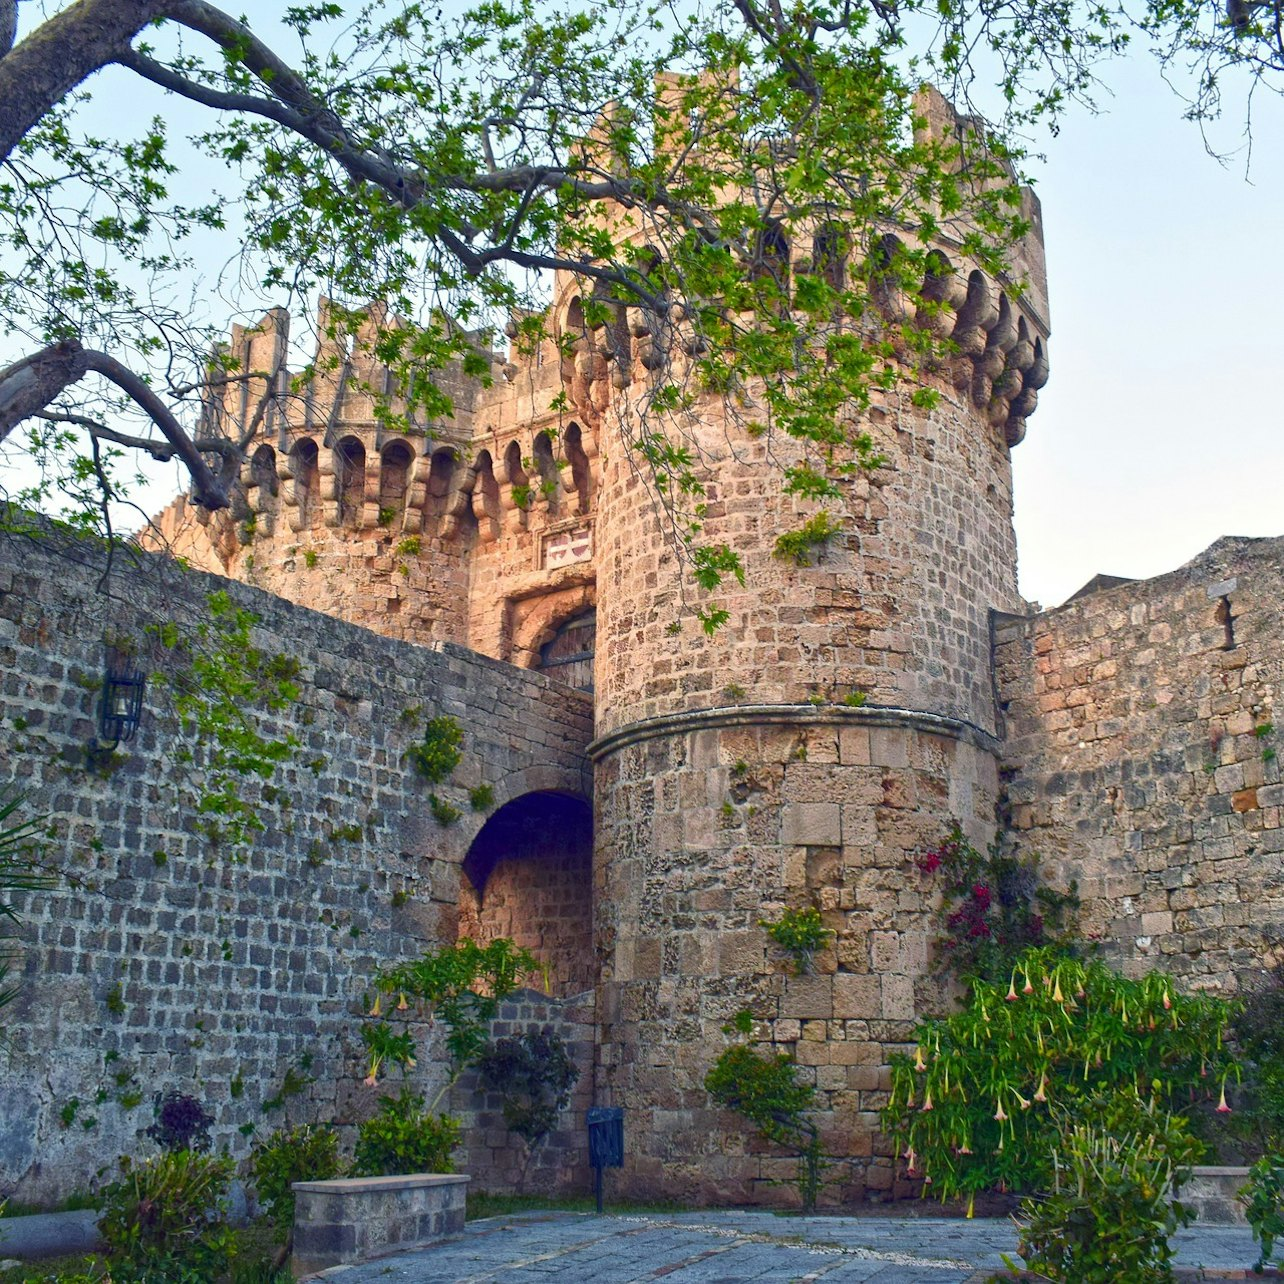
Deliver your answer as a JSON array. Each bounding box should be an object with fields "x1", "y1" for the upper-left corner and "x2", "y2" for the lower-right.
[
  {"x1": 7, "y1": 4, "x2": 1282, "y2": 608},
  {"x1": 1014, "y1": 55, "x2": 1284, "y2": 606}
]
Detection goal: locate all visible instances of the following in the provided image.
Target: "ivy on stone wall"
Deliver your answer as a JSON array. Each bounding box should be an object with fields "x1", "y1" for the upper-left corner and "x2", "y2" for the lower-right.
[{"x1": 149, "y1": 590, "x2": 302, "y2": 856}]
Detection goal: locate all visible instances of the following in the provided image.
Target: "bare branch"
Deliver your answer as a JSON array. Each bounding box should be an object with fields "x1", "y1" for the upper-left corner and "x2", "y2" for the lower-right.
[{"x1": 80, "y1": 350, "x2": 237, "y2": 507}]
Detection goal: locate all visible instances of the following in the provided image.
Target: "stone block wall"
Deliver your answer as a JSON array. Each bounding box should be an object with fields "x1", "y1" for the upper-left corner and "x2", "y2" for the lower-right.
[
  {"x1": 0, "y1": 526, "x2": 591, "y2": 1201},
  {"x1": 996, "y1": 535, "x2": 1283, "y2": 991},
  {"x1": 592, "y1": 706, "x2": 1001, "y2": 1204},
  {"x1": 457, "y1": 793, "x2": 594, "y2": 995},
  {"x1": 593, "y1": 380, "x2": 1023, "y2": 740}
]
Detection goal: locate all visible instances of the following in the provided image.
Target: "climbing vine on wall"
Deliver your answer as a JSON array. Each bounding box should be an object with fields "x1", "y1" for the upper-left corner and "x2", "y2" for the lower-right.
[
  {"x1": 149, "y1": 590, "x2": 302, "y2": 856},
  {"x1": 915, "y1": 826, "x2": 1080, "y2": 985}
]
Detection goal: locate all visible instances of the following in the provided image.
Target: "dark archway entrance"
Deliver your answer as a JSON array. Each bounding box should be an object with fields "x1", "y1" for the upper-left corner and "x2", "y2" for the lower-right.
[{"x1": 458, "y1": 791, "x2": 593, "y2": 996}]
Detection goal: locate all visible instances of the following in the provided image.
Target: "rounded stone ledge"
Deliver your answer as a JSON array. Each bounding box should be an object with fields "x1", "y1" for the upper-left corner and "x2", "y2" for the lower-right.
[
  {"x1": 293, "y1": 1173, "x2": 470, "y2": 1196},
  {"x1": 587, "y1": 702, "x2": 1001, "y2": 763},
  {"x1": 0, "y1": 1209, "x2": 101, "y2": 1261}
]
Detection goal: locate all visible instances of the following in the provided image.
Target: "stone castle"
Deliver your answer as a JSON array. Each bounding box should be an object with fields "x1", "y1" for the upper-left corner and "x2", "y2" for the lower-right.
[{"x1": 0, "y1": 88, "x2": 1279, "y2": 1205}]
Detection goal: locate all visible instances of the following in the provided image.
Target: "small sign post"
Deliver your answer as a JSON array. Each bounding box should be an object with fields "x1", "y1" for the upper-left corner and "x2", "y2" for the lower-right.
[{"x1": 585, "y1": 1106, "x2": 624, "y2": 1214}]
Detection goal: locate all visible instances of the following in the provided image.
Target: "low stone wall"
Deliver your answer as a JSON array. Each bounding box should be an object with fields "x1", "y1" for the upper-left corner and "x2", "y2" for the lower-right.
[
  {"x1": 1184, "y1": 1167, "x2": 1250, "y2": 1225},
  {"x1": 291, "y1": 1173, "x2": 468, "y2": 1275}
]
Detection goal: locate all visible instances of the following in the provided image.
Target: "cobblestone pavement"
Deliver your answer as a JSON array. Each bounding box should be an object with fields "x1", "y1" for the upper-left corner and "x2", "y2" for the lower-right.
[{"x1": 305, "y1": 1209, "x2": 1261, "y2": 1282}]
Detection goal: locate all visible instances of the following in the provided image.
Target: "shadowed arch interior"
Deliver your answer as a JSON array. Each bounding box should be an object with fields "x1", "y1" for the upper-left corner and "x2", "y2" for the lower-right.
[{"x1": 458, "y1": 791, "x2": 593, "y2": 996}]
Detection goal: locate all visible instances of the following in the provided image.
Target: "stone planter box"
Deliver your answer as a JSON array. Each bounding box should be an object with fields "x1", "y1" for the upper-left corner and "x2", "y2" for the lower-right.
[
  {"x1": 1182, "y1": 1166, "x2": 1250, "y2": 1225},
  {"x1": 291, "y1": 1173, "x2": 469, "y2": 1276}
]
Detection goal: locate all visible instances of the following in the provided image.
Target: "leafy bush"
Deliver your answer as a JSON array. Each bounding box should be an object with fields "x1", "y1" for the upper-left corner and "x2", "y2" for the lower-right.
[
  {"x1": 145, "y1": 1090, "x2": 215, "y2": 1154},
  {"x1": 477, "y1": 1029, "x2": 579, "y2": 1146},
  {"x1": 406, "y1": 715, "x2": 463, "y2": 784},
  {"x1": 361, "y1": 937, "x2": 540, "y2": 1086},
  {"x1": 1204, "y1": 968, "x2": 1284, "y2": 1160},
  {"x1": 914, "y1": 826, "x2": 1079, "y2": 984},
  {"x1": 881, "y1": 948, "x2": 1232, "y2": 1206},
  {"x1": 97, "y1": 1150, "x2": 235, "y2": 1283},
  {"x1": 760, "y1": 906, "x2": 831, "y2": 975},
  {"x1": 772, "y1": 510, "x2": 841, "y2": 566},
  {"x1": 351, "y1": 1088, "x2": 460, "y2": 1177},
  {"x1": 1011, "y1": 1113, "x2": 1196, "y2": 1283},
  {"x1": 1240, "y1": 1154, "x2": 1284, "y2": 1272},
  {"x1": 249, "y1": 1123, "x2": 339, "y2": 1241},
  {"x1": 706, "y1": 1023, "x2": 826, "y2": 1211}
]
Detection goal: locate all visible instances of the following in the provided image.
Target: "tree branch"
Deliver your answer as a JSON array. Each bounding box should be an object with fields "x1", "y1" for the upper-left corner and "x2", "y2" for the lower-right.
[
  {"x1": 0, "y1": 340, "x2": 236, "y2": 510},
  {"x1": 80, "y1": 350, "x2": 236, "y2": 508},
  {"x1": 0, "y1": 0, "x2": 173, "y2": 164}
]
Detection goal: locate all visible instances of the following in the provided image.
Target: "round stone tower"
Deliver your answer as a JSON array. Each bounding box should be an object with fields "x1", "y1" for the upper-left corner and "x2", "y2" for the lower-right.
[{"x1": 585, "y1": 182, "x2": 1050, "y2": 1198}]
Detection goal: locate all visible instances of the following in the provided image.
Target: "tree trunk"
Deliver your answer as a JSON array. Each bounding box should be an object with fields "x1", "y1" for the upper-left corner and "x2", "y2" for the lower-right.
[{"x1": 0, "y1": 0, "x2": 174, "y2": 164}]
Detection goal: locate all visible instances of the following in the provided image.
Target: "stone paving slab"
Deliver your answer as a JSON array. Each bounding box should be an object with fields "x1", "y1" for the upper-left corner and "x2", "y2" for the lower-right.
[{"x1": 302, "y1": 1209, "x2": 1263, "y2": 1283}]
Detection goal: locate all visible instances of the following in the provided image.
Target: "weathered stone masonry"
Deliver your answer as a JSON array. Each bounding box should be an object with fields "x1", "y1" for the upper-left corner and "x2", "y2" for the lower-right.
[
  {"x1": 0, "y1": 530, "x2": 591, "y2": 1201},
  {"x1": 997, "y1": 534, "x2": 1283, "y2": 992}
]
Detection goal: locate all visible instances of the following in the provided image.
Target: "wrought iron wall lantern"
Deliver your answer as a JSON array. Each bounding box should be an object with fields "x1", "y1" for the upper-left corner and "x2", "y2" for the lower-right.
[{"x1": 96, "y1": 649, "x2": 147, "y2": 749}]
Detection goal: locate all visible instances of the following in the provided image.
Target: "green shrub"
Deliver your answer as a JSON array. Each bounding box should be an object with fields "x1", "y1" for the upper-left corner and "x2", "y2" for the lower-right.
[
  {"x1": 881, "y1": 947, "x2": 1232, "y2": 1207},
  {"x1": 406, "y1": 716, "x2": 463, "y2": 784},
  {"x1": 1011, "y1": 1112, "x2": 1196, "y2": 1283},
  {"x1": 706, "y1": 1034, "x2": 826, "y2": 1211},
  {"x1": 914, "y1": 826, "x2": 1079, "y2": 985},
  {"x1": 351, "y1": 1088, "x2": 460, "y2": 1176},
  {"x1": 97, "y1": 1150, "x2": 235, "y2": 1283},
  {"x1": 1208, "y1": 967, "x2": 1284, "y2": 1159},
  {"x1": 477, "y1": 1030, "x2": 579, "y2": 1147},
  {"x1": 249, "y1": 1124, "x2": 339, "y2": 1241},
  {"x1": 772, "y1": 510, "x2": 840, "y2": 566},
  {"x1": 361, "y1": 938, "x2": 541, "y2": 1084},
  {"x1": 1240, "y1": 1154, "x2": 1284, "y2": 1272},
  {"x1": 760, "y1": 906, "x2": 831, "y2": 975}
]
